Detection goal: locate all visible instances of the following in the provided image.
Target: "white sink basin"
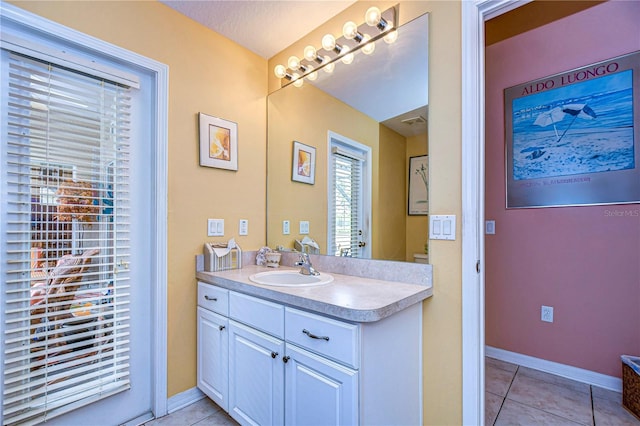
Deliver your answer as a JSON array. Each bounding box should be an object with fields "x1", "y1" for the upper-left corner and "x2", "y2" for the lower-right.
[{"x1": 249, "y1": 270, "x2": 334, "y2": 287}]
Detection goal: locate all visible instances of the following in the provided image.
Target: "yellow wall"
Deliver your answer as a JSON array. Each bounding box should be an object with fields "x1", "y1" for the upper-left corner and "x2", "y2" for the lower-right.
[
  {"x1": 8, "y1": 0, "x2": 268, "y2": 397},
  {"x1": 266, "y1": 83, "x2": 379, "y2": 254},
  {"x1": 406, "y1": 132, "x2": 429, "y2": 261},
  {"x1": 11, "y1": 1, "x2": 464, "y2": 424},
  {"x1": 377, "y1": 124, "x2": 407, "y2": 261}
]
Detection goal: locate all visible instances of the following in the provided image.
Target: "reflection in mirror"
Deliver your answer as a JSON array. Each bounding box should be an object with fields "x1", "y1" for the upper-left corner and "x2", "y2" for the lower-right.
[{"x1": 267, "y1": 13, "x2": 429, "y2": 263}]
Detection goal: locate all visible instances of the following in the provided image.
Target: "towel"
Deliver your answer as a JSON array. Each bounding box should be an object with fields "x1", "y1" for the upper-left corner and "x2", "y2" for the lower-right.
[{"x1": 211, "y1": 238, "x2": 237, "y2": 258}]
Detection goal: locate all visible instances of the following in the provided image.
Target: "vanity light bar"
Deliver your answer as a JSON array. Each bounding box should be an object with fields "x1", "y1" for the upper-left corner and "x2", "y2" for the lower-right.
[{"x1": 274, "y1": 5, "x2": 398, "y2": 88}]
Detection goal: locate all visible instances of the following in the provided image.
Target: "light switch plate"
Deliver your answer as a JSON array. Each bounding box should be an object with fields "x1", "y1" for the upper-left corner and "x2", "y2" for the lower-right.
[
  {"x1": 299, "y1": 220, "x2": 309, "y2": 235},
  {"x1": 239, "y1": 219, "x2": 248, "y2": 236},
  {"x1": 283, "y1": 220, "x2": 290, "y2": 235},
  {"x1": 429, "y1": 215, "x2": 456, "y2": 240},
  {"x1": 207, "y1": 219, "x2": 224, "y2": 237}
]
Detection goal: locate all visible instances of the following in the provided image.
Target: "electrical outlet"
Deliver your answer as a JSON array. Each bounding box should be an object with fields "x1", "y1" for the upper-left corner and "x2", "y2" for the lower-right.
[
  {"x1": 485, "y1": 220, "x2": 496, "y2": 235},
  {"x1": 541, "y1": 305, "x2": 554, "y2": 323},
  {"x1": 282, "y1": 220, "x2": 290, "y2": 235}
]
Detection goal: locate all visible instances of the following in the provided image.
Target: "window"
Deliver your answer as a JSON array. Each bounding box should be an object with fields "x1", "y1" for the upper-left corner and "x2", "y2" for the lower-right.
[
  {"x1": 2, "y1": 52, "x2": 132, "y2": 424},
  {"x1": 328, "y1": 133, "x2": 371, "y2": 258}
]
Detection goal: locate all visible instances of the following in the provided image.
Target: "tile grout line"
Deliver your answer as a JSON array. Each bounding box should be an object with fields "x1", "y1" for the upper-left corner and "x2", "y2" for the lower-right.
[
  {"x1": 590, "y1": 385, "x2": 596, "y2": 426},
  {"x1": 493, "y1": 364, "x2": 520, "y2": 425}
]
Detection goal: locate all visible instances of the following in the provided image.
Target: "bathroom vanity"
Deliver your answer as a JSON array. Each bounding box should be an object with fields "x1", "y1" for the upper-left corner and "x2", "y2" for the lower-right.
[{"x1": 196, "y1": 261, "x2": 432, "y2": 426}]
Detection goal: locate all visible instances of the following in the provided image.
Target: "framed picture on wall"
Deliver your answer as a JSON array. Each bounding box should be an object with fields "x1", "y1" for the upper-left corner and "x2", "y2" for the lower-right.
[
  {"x1": 505, "y1": 51, "x2": 640, "y2": 208},
  {"x1": 408, "y1": 155, "x2": 429, "y2": 215},
  {"x1": 291, "y1": 141, "x2": 316, "y2": 185},
  {"x1": 199, "y1": 112, "x2": 238, "y2": 171}
]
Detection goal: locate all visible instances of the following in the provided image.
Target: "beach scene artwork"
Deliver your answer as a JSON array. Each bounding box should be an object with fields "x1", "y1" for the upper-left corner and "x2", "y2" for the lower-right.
[
  {"x1": 511, "y1": 70, "x2": 634, "y2": 181},
  {"x1": 505, "y1": 52, "x2": 639, "y2": 208}
]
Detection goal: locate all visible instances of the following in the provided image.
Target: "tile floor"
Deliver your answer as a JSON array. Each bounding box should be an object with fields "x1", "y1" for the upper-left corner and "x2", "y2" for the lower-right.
[
  {"x1": 486, "y1": 357, "x2": 640, "y2": 425},
  {"x1": 144, "y1": 398, "x2": 237, "y2": 426},
  {"x1": 145, "y1": 357, "x2": 640, "y2": 426}
]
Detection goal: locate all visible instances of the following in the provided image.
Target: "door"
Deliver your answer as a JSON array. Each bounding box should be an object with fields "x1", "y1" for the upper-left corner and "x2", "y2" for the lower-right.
[
  {"x1": 228, "y1": 320, "x2": 285, "y2": 426},
  {"x1": 197, "y1": 307, "x2": 229, "y2": 411},
  {"x1": 327, "y1": 131, "x2": 371, "y2": 258},
  {"x1": 0, "y1": 23, "x2": 159, "y2": 424},
  {"x1": 284, "y1": 344, "x2": 358, "y2": 426}
]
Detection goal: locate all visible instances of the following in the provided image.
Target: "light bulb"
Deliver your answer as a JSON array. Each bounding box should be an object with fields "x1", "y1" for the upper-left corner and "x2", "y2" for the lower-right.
[
  {"x1": 321, "y1": 33, "x2": 336, "y2": 51},
  {"x1": 287, "y1": 55, "x2": 300, "y2": 70},
  {"x1": 365, "y1": 6, "x2": 382, "y2": 26},
  {"x1": 274, "y1": 64, "x2": 287, "y2": 79},
  {"x1": 340, "y1": 45, "x2": 353, "y2": 64},
  {"x1": 292, "y1": 72, "x2": 303, "y2": 87},
  {"x1": 307, "y1": 68, "x2": 318, "y2": 81},
  {"x1": 322, "y1": 56, "x2": 335, "y2": 73},
  {"x1": 383, "y1": 29, "x2": 398, "y2": 44},
  {"x1": 304, "y1": 45, "x2": 317, "y2": 61},
  {"x1": 342, "y1": 21, "x2": 358, "y2": 39},
  {"x1": 362, "y1": 34, "x2": 375, "y2": 55}
]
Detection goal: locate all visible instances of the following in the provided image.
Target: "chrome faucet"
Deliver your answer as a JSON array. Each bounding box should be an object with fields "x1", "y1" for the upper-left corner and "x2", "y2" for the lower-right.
[{"x1": 295, "y1": 253, "x2": 320, "y2": 276}]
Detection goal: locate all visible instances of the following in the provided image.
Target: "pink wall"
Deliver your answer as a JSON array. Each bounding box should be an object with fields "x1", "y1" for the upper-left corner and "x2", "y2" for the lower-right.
[{"x1": 485, "y1": 1, "x2": 640, "y2": 378}]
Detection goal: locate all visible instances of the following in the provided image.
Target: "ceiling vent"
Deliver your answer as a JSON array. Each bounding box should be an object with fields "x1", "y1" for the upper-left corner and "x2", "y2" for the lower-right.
[{"x1": 401, "y1": 116, "x2": 427, "y2": 126}]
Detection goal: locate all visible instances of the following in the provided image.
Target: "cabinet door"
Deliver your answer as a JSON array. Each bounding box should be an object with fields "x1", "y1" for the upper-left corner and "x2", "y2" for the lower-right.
[
  {"x1": 229, "y1": 320, "x2": 285, "y2": 426},
  {"x1": 284, "y1": 344, "x2": 358, "y2": 426},
  {"x1": 197, "y1": 307, "x2": 229, "y2": 411}
]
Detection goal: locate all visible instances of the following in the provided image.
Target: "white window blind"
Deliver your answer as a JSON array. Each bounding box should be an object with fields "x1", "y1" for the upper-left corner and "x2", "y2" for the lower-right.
[
  {"x1": 2, "y1": 52, "x2": 132, "y2": 425},
  {"x1": 329, "y1": 148, "x2": 363, "y2": 257}
]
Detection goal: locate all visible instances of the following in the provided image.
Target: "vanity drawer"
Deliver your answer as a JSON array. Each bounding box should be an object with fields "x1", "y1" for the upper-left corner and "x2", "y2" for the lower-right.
[
  {"x1": 285, "y1": 307, "x2": 359, "y2": 369},
  {"x1": 229, "y1": 291, "x2": 284, "y2": 339},
  {"x1": 197, "y1": 282, "x2": 229, "y2": 316}
]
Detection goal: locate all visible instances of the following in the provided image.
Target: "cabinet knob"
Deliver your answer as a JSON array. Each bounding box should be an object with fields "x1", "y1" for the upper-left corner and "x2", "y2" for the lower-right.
[
  {"x1": 219, "y1": 325, "x2": 225, "y2": 331},
  {"x1": 204, "y1": 295, "x2": 218, "y2": 301},
  {"x1": 282, "y1": 356, "x2": 290, "y2": 363},
  {"x1": 271, "y1": 351, "x2": 278, "y2": 359}
]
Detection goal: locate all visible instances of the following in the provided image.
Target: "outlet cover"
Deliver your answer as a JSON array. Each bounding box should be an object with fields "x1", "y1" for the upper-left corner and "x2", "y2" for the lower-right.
[
  {"x1": 541, "y1": 305, "x2": 554, "y2": 323},
  {"x1": 485, "y1": 220, "x2": 496, "y2": 235},
  {"x1": 283, "y1": 220, "x2": 290, "y2": 235}
]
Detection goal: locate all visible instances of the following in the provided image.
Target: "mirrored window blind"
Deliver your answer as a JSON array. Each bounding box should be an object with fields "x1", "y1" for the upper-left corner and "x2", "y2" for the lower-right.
[
  {"x1": 329, "y1": 148, "x2": 363, "y2": 257},
  {"x1": 2, "y1": 52, "x2": 132, "y2": 425}
]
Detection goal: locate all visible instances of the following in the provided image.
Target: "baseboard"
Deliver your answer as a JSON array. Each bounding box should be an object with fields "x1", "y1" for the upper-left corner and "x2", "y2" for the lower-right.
[
  {"x1": 167, "y1": 387, "x2": 206, "y2": 414},
  {"x1": 486, "y1": 346, "x2": 622, "y2": 392}
]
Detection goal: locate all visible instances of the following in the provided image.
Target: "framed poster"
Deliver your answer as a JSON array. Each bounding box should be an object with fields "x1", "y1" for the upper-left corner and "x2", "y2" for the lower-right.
[
  {"x1": 408, "y1": 155, "x2": 429, "y2": 215},
  {"x1": 292, "y1": 141, "x2": 316, "y2": 185},
  {"x1": 505, "y1": 51, "x2": 640, "y2": 208},
  {"x1": 199, "y1": 112, "x2": 238, "y2": 171}
]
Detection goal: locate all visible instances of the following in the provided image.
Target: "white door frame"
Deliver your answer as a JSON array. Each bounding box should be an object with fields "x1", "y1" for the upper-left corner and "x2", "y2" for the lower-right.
[
  {"x1": 461, "y1": 1, "x2": 530, "y2": 424},
  {"x1": 0, "y1": 3, "x2": 169, "y2": 420}
]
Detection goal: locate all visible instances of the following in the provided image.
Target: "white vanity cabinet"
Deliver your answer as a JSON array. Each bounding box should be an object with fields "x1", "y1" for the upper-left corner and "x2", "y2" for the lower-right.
[
  {"x1": 227, "y1": 291, "x2": 285, "y2": 425},
  {"x1": 283, "y1": 335, "x2": 358, "y2": 426},
  {"x1": 197, "y1": 280, "x2": 423, "y2": 426},
  {"x1": 196, "y1": 283, "x2": 230, "y2": 411},
  {"x1": 228, "y1": 320, "x2": 285, "y2": 425}
]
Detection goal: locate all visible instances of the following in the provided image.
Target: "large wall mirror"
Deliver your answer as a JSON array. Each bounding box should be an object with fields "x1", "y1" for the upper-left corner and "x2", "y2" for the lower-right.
[{"x1": 267, "y1": 12, "x2": 429, "y2": 263}]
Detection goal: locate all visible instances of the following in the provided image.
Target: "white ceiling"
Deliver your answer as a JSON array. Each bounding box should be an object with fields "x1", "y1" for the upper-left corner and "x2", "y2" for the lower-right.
[
  {"x1": 159, "y1": 0, "x2": 356, "y2": 59},
  {"x1": 160, "y1": 1, "x2": 428, "y2": 137}
]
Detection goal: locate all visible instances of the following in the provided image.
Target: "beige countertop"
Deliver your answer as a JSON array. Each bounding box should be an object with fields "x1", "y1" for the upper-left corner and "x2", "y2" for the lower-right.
[{"x1": 196, "y1": 264, "x2": 432, "y2": 323}]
